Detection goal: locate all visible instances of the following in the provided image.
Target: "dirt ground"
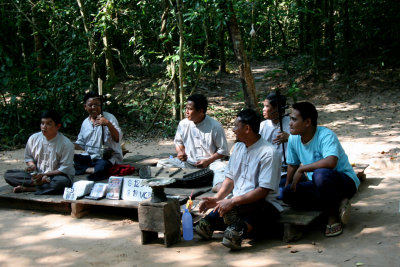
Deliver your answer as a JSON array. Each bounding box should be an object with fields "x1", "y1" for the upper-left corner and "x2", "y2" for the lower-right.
[{"x1": 0, "y1": 64, "x2": 399, "y2": 267}]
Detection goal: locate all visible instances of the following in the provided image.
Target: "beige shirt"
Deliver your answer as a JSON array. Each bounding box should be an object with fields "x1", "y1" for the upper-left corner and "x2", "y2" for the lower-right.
[{"x1": 24, "y1": 132, "x2": 75, "y2": 181}]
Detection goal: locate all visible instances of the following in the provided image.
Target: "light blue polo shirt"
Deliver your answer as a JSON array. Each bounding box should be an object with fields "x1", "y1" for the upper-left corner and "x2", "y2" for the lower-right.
[{"x1": 287, "y1": 126, "x2": 359, "y2": 189}]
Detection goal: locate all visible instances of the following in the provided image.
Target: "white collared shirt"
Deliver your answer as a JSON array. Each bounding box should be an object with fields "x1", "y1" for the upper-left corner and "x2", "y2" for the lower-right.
[
  {"x1": 76, "y1": 111, "x2": 123, "y2": 164},
  {"x1": 174, "y1": 115, "x2": 229, "y2": 164},
  {"x1": 25, "y1": 132, "x2": 75, "y2": 181},
  {"x1": 259, "y1": 116, "x2": 290, "y2": 162},
  {"x1": 225, "y1": 138, "x2": 283, "y2": 212}
]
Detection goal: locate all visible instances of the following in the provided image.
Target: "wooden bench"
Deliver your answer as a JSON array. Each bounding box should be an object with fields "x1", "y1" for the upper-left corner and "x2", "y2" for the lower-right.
[
  {"x1": 65, "y1": 186, "x2": 211, "y2": 218},
  {"x1": 189, "y1": 164, "x2": 369, "y2": 243}
]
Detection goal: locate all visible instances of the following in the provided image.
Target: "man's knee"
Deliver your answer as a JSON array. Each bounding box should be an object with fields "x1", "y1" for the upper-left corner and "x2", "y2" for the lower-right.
[
  {"x1": 313, "y1": 168, "x2": 335, "y2": 187},
  {"x1": 94, "y1": 159, "x2": 112, "y2": 172}
]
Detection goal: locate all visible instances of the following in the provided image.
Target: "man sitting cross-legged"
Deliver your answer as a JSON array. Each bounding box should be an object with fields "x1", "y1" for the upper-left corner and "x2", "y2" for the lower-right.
[
  {"x1": 74, "y1": 91, "x2": 123, "y2": 181},
  {"x1": 282, "y1": 102, "x2": 360, "y2": 237},
  {"x1": 4, "y1": 110, "x2": 75, "y2": 194},
  {"x1": 194, "y1": 109, "x2": 282, "y2": 250},
  {"x1": 157, "y1": 94, "x2": 229, "y2": 192}
]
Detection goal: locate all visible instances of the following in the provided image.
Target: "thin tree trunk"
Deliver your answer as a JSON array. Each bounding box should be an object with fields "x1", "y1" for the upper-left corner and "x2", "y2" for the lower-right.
[
  {"x1": 341, "y1": 0, "x2": 351, "y2": 75},
  {"x1": 176, "y1": 0, "x2": 185, "y2": 120},
  {"x1": 225, "y1": 0, "x2": 258, "y2": 110},
  {"x1": 31, "y1": 14, "x2": 44, "y2": 79},
  {"x1": 311, "y1": 0, "x2": 322, "y2": 75},
  {"x1": 218, "y1": 23, "x2": 227, "y2": 73},
  {"x1": 103, "y1": 29, "x2": 116, "y2": 82},
  {"x1": 296, "y1": 0, "x2": 305, "y2": 53},
  {"x1": 76, "y1": 0, "x2": 97, "y2": 87},
  {"x1": 102, "y1": 1, "x2": 116, "y2": 83},
  {"x1": 274, "y1": 0, "x2": 289, "y2": 71},
  {"x1": 160, "y1": 0, "x2": 180, "y2": 120},
  {"x1": 16, "y1": 2, "x2": 30, "y2": 88}
]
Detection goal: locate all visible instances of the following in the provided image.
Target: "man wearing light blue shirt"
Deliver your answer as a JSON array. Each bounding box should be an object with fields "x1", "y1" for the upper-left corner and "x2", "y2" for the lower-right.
[{"x1": 282, "y1": 102, "x2": 359, "y2": 237}]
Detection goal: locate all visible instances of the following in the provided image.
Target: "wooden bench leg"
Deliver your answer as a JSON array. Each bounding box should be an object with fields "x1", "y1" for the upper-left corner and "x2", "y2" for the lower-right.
[
  {"x1": 283, "y1": 223, "x2": 303, "y2": 243},
  {"x1": 141, "y1": 230, "x2": 158, "y2": 244},
  {"x1": 164, "y1": 230, "x2": 181, "y2": 247},
  {"x1": 71, "y1": 203, "x2": 90, "y2": 218}
]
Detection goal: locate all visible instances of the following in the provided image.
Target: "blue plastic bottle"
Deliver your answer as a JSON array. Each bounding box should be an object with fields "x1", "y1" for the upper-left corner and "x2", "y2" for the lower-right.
[{"x1": 182, "y1": 208, "x2": 193, "y2": 241}]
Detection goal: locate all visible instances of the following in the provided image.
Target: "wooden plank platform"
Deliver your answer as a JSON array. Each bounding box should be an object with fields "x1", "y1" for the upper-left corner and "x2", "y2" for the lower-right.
[
  {"x1": 0, "y1": 185, "x2": 71, "y2": 213},
  {"x1": 0, "y1": 180, "x2": 211, "y2": 219}
]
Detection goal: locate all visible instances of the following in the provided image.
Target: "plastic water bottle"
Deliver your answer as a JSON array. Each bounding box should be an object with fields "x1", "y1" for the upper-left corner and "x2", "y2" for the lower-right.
[{"x1": 182, "y1": 208, "x2": 193, "y2": 241}]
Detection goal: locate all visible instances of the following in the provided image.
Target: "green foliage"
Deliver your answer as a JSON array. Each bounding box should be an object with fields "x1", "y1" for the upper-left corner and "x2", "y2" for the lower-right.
[
  {"x1": 0, "y1": 0, "x2": 398, "y2": 149},
  {"x1": 286, "y1": 82, "x2": 302, "y2": 103}
]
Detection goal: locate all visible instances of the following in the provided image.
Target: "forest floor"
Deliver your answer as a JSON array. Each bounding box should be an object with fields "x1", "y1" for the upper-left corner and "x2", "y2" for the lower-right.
[{"x1": 0, "y1": 61, "x2": 399, "y2": 266}]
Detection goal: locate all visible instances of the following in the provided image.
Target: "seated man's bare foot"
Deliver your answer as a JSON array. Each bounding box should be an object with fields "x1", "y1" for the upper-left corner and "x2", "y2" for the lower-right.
[
  {"x1": 13, "y1": 186, "x2": 25, "y2": 193},
  {"x1": 85, "y1": 167, "x2": 95, "y2": 174}
]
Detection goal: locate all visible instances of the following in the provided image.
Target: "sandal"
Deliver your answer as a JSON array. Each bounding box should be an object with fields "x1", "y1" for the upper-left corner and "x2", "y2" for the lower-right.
[
  {"x1": 339, "y1": 198, "x2": 351, "y2": 225},
  {"x1": 325, "y1": 223, "x2": 343, "y2": 237}
]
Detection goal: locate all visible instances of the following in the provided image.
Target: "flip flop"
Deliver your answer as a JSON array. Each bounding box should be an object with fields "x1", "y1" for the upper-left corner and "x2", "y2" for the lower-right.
[
  {"x1": 339, "y1": 198, "x2": 351, "y2": 225},
  {"x1": 325, "y1": 223, "x2": 343, "y2": 237}
]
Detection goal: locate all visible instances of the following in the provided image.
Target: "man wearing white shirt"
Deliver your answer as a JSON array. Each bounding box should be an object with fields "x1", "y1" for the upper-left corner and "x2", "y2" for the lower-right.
[
  {"x1": 4, "y1": 110, "x2": 74, "y2": 194},
  {"x1": 74, "y1": 91, "x2": 123, "y2": 181},
  {"x1": 157, "y1": 94, "x2": 229, "y2": 191},
  {"x1": 194, "y1": 109, "x2": 282, "y2": 250}
]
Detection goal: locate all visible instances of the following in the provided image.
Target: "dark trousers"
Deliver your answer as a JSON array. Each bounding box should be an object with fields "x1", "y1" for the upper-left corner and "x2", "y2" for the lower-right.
[
  {"x1": 205, "y1": 200, "x2": 280, "y2": 238},
  {"x1": 74, "y1": 154, "x2": 112, "y2": 181},
  {"x1": 4, "y1": 169, "x2": 71, "y2": 195},
  {"x1": 282, "y1": 168, "x2": 357, "y2": 212}
]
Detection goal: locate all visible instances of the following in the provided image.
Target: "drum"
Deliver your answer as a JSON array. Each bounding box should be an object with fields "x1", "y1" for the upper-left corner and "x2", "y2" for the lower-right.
[{"x1": 139, "y1": 166, "x2": 213, "y2": 188}]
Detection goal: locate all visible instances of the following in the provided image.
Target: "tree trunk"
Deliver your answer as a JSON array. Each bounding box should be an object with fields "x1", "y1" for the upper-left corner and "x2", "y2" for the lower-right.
[
  {"x1": 274, "y1": 0, "x2": 289, "y2": 71},
  {"x1": 76, "y1": 0, "x2": 97, "y2": 87},
  {"x1": 341, "y1": 0, "x2": 351, "y2": 75},
  {"x1": 176, "y1": 0, "x2": 185, "y2": 120},
  {"x1": 160, "y1": 0, "x2": 180, "y2": 120},
  {"x1": 311, "y1": 0, "x2": 322, "y2": 75},
  {"x1": 304, "y1": 0, "x2": 313, "y2": 52},
  {"x1": 102, "y1": 1, "x2": 116, "y2": 84},
  {"x1": 31, "y1": 8, "x2": 44, "y2": 78},
  {"x1": 225, "y1": 0, "x2": 258, "y2": 110},
  {"x1": 203, "y1": 3, "x2": 217, "y2": 69},
  {"x1": 296, "y1": 0, "x2": 305, "y2": 53},
  {"x1": 218, "y1": 23, "x2": 226, "y2": 73}
]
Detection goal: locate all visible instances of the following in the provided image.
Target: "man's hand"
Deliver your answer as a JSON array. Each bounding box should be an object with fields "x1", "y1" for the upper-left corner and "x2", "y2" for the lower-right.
[
  {"x1": 290, "y1": 166, "x2": 305, "y2": 192},
  {"x1": 199, "y1": 196, "x2": 218, "y2": 213},
  {"x1": 31, "y1": 173, "x2": 50, "y2": 185},
  {"x1": 95, "y1": 114, "x2": 110, "y2": 127},
  {"x1": 272, "y1": 131, "x2": 289, "y2": 145},
  {"x1": 24, "y1": 165, "x2": 36, "y2": 173},
  {"x1": 214, "y1": 198, "x2": 235, "y2": 217},
  {"x1": 195, "y1": 158, "x2": 211, "y2": 168},
  {"x1": 177, "y1": 152, "x2": 187, "y2": 161}
]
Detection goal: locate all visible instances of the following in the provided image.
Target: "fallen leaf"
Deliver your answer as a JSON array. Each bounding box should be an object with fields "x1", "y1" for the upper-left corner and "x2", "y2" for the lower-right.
[{"x1": 290, "y1": 250, "x2": 299, "y2": 253}]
